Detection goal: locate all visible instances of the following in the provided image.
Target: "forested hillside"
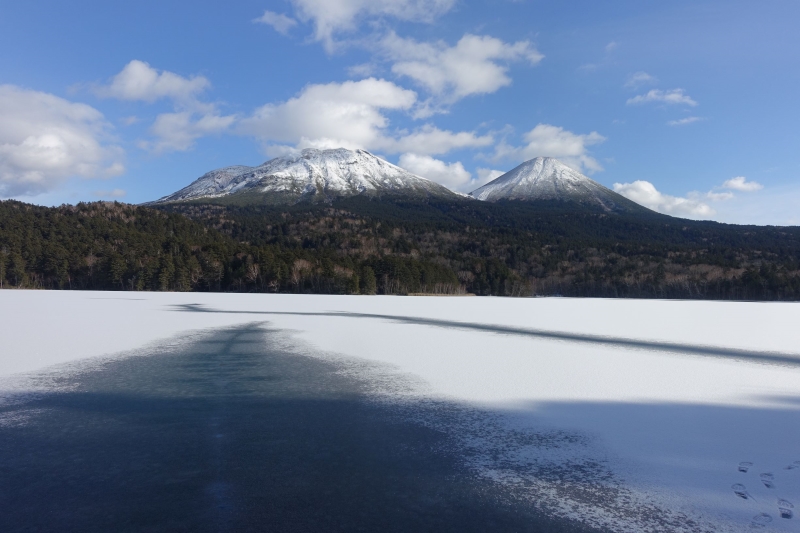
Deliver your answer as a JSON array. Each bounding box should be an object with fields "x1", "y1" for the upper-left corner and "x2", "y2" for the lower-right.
[{"x1": 2, "y1": 198, "x2": 800, "y2": 300}]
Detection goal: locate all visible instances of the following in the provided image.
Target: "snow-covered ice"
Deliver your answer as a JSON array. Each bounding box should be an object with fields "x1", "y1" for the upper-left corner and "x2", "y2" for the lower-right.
[{"x1": 2, "y1": 290, "x2": 799, "y2": 531}]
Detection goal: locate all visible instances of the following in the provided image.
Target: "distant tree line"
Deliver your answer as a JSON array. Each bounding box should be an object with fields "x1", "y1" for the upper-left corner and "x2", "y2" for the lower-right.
[{"x1": 2, "y1": 198, "x2": 799, "y2": 300}]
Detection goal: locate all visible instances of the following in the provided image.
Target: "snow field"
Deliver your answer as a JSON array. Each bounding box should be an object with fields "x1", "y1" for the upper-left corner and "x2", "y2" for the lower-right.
[{"x1": 1, "y1": 290, "x2": 799, "y2": 531}]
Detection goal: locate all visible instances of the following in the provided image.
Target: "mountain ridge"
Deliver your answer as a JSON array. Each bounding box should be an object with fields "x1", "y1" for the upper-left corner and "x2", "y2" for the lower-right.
[
  {"x1": 151, "y1": 148, "x2": 460, "y2": 205},
  {"x1": 469, "y1": 157, "x2": 652, "y2": 215}
]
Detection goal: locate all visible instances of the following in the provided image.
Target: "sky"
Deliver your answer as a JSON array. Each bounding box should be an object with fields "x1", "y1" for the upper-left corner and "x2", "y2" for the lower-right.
[{"x1": 1, "y1": 0, "x2": 799, "y2": 225}]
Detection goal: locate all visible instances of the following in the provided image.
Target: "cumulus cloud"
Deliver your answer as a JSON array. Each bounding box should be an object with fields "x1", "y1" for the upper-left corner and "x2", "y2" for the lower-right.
[
  {"x1": 667, "y1": 116, "x2": 703, "y2": 126},
  {"x1": 239, "y1": 78, "x2": 492, "y2": 156},
  {"x1": 614, "y1": 174, "x2": 766, "y2": 218},
  {"x1": 254, "y1": 10, "x2": 298, "y2": 34},
  {"x1": 290, "y1": 0, "x2": 456, "y2": 50},
  {"x1": 721, "y1": 176, "x2": 763, "y2": 192},
  {"x1": 95, "y1": 60, "x2": 209, "y2": 103},
  {"x1": 141, "y1": 110, "x2": 236, "y2": 153},
  {"x1": 494, "y1": 123, "x2": 606, "y2": 174},
  {"x1": 389, "y1": 124, "x2": 492, "y2": 154},
  {"x1": 398, "y1": 153, "x2": 471, "y2": 190},
  {"x1": 240, "y1": 78, "x2": 415, "y2": 149},
  {"x1": 624, "y1": 71, "x2": 657, "y2": 88},
  {"x1": 0, "y1": 85, "x2": 124, "y2": 197},
  {"x1": 382, "y1": 32, "x2": 543, "y2": 104},
  {"x1": 613, "y1": 181, "x2": 715, "y2": 218},
  {"x1": 476, "y1": 168, "x2": 505, "y2": 185},
  {"x1": 627, "y1": 89, "x2": 697, "y2": 106},
  {"x1": 98, "y1": 61, "x2": 236, "y2": 153}
]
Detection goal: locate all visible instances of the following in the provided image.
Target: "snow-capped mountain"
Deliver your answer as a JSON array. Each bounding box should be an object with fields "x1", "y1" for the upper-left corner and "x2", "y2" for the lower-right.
[
  {"x1": 151, "y1": 148, "x2": 459, "y2": 204},
  {"x1": 470, "y1": 157, "x2": 651, "y2": 214}
]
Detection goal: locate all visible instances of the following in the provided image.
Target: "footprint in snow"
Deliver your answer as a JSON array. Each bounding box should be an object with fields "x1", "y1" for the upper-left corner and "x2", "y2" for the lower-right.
[
  {"x1": 739, "y1": 461, "x2": 754, "y2": 473},
  {"x1": 761, "y1": 473, "x2": 776, "y2": 489},
  {"x1": 733, "y1": 484, "x2": 752, "y2": 500},
  {"x1": 778, "y1": 499, "x2": 794, "y2": 519},
  {"x1": 750, "y1": 513, "x2": 772, "y2": 529},
  {"x1": 786, "y1": 460, "x2": 800, "y2": 470}
]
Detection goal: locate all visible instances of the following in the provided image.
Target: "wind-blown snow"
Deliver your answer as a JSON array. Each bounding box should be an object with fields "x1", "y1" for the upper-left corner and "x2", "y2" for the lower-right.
[
  {"x1": 2, "y1": 290, "x2": 799, "y2": 531},
  {"x1": 152, "y1": 148, "x2": 457, "y2": 203},
  {"x1": 470, "y1": 157, "x2": 647, "y2": 213}
]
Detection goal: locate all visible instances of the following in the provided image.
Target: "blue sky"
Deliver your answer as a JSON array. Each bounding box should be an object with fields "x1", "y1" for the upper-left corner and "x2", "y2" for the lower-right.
[{"x1": 1, "y1": 0, "x2": 798, "y2": 224}]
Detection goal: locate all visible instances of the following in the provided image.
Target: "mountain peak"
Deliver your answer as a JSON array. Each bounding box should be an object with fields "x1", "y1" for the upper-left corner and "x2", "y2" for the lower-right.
[
  {"x1": 151, "y1": 147, "x2": 459, "y2": 205},
  {"x1": 469, "y1": 157, "x2": 651, "y2": 214}
]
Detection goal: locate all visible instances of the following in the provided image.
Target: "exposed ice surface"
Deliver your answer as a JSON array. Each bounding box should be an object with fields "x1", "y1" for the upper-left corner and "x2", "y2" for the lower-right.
[{"x1": 2, "y1": 290, "x2": 799, "y2": 531}]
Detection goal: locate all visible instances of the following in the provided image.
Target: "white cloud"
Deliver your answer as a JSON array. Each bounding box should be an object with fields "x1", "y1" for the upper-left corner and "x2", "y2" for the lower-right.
[
  {"x1": 290, "y1": 0, "x2": 456, "y2": 50},
  {"x1": 95, "y1": 60, "x2": 209, "y2": 103},
  {"x1": 141, "y1": 111, "x2": 236, "y2": 153},
  {"x1": 624, "y1": 71, "x2": 657, "y2": 88},
  {"x1": 0, "y1": 85, "x2": 124, "y2": 197},
  {"x1": 721, "y1": 176, "x2": 763, "y2": 192},
  {"x1": 613, "y1": 181, "x2": 715, "y2": 218},
  {"x1": 98, "y1": 61, "x2": 236, "y2": 153},
  {"x1": 614, "y1": 175, "x2": 765, "y2": 218},
  {"x1": 383, "y1": 32, "x2": 543, "y2": 103},
  {"x1": 494, "y1": 123, "x2": 606, "y2": 174},
  {"x1": 239, "y1": 78, "x2": 492, "y2": 156},
  {"x1": 240, "y1": 78, "x2": 415, "y2": 149},
  {"x1": 389, "y1": 124, "x2": 492, "y2": 154},
  {"x1": 253, "y1": 10, "x2": 298, "y2": 35},
  {"x1": 398, "y1": 153, "x2": 471, "y2": 190},
  {"x1": 667, "y1": 116, "x2": 703, "y2": 126},
  {"x1": 93, "y1": 188, "x2": 127, "y2": 198},
  {"x1": 476, "y1": 168, "x2": 505, "y2": 185},
  {"x1": 705, "y1": 191, "x2": 734, "y2": 201},
  {"x1": 627, "y1": 89, "x2": 698, "y2": 106}
]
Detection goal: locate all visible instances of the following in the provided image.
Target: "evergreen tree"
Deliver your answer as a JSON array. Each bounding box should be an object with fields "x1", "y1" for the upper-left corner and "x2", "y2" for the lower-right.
[
  {"x1": 361, "y1": 267, "x2": 377, "y2": 295},
  {"x1": 348, "y1": 273, "x2": 360, "y2": 295}
]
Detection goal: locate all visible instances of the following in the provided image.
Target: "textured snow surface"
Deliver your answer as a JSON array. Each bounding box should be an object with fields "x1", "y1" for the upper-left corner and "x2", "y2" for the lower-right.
[
  {"x1": 153, "y1": 148, "x2": 457, "y2": 203},
  {"x1": 2, "y1": 291, "x2": 800, "y2": 532},
  {"x1": 470, "y1": 157, "x2": 643, "y2": 212}
]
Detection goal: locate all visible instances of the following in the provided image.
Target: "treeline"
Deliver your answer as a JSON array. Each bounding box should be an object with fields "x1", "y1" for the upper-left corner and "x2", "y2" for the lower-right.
[
  {"x1": 0, "y1": 200, "x2": 460, "y2": 294},
  {"x1": 163, "y1": 197, "x2": 800, "y2": 301},
  {"x1": 2, "y1": 198, "x2": 800, "y2": 300}
]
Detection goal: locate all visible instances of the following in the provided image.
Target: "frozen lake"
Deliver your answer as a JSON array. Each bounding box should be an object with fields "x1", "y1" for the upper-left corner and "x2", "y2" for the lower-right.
[{"x1": 1, "y1": 291, "x2": 799, "y2": 531}]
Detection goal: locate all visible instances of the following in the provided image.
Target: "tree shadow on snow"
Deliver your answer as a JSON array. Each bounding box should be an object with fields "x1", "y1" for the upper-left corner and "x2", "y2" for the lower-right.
[{"x1": 169, "y1": 303, "x2": 800, "y2": 368}]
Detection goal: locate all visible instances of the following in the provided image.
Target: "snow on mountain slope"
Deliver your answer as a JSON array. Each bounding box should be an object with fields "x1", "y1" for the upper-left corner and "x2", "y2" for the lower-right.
[
  {"x1": 470, "y1": 157, "x2": 652, "y2": 214},
  {"x1": 152, "y1": 148, "x2": 459, "y2": 204}
]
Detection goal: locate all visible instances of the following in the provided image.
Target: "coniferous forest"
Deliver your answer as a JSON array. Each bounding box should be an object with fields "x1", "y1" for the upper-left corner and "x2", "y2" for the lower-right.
[{"x1": 1, "y1": 197, "x2": 800, "y2": 300}]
